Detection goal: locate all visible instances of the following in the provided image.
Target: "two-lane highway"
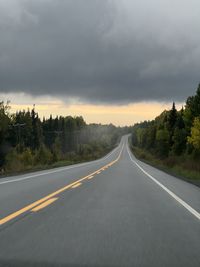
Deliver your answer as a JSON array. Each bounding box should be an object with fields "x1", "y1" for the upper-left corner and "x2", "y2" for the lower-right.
[{"x1": 0, "y1": 136, "x2": 199, "y2": 266}]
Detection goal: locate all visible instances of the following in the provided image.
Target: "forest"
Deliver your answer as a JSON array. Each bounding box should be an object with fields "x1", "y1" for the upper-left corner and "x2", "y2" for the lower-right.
[
  {"x1": 131, "y1": 84, "x2": 200, "y2": 181},
  {"x1": 1, "y1": 85, "x2": 200, "y2": 180},
  {"x1": 0, "y1": 103, "x2": 127, "y2": 175}
]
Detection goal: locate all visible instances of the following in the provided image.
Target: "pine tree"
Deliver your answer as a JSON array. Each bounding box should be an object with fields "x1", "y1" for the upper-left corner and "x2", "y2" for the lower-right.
[{"x1": 168, "y1": 102, "x2": 177, "y2": 130}]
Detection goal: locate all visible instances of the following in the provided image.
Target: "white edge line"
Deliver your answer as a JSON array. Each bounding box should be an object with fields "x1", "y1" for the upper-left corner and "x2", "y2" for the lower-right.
[
  {"x1": 0, "y1": 142, "x2": 122, "y2": 185},
  {"x1": 127, "y1": 145, "x2": 200, "y2": 221}
]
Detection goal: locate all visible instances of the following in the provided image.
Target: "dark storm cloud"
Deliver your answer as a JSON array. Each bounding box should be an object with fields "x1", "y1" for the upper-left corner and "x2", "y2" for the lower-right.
[{"x1": 0, "y1": 0, "x2": 199, "y2": 103}]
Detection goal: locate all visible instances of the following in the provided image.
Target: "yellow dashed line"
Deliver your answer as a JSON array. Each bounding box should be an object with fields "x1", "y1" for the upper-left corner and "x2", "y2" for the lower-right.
[
  {"x1": 31, "y1": 198, "x2": 58, "y2": 212},
  {"x1": 0, "y1": 144, "x2": 124, "y2": 225},
  {"x1": 71, "y1": 182, "x2": 82, "y2": 189}
]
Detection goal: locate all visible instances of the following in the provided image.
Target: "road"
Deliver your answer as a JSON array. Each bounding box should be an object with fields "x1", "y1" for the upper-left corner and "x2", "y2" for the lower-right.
[{"x1": 0, "y1": 136, "x2": 199, "y2": 267}]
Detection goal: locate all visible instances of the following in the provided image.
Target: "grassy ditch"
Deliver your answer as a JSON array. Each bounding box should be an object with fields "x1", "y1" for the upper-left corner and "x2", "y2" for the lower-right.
[
  {"x1": 131, "y1": 146, "x2": 200, "y2": 186},
  {"x1": 0, "y1": 146, "x2": 115, "y2": 178}
]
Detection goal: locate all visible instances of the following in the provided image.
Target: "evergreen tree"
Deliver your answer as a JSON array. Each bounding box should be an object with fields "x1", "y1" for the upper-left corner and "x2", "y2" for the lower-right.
[{"x1": 188, "y1": 117, "x2": 200, "y2": 150}]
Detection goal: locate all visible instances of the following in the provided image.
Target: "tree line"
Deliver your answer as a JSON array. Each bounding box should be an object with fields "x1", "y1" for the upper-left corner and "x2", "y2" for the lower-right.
[
  {"x1": 0, "y1": 103, "x2": 127, "y2": 174},
  {"x1": 131, "y1": 84, "x2": 200, "y2": 177}
]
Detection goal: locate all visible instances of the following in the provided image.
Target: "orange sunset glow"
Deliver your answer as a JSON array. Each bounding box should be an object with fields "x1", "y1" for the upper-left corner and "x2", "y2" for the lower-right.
[{"x1": 2, "y1": 93, "x2": 183, "y2": 126}]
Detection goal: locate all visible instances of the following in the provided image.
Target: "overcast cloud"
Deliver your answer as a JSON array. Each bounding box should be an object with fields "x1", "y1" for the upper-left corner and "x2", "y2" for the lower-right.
[{"x1": 0, "y1": 0, "x2": 199, "y2": 103}]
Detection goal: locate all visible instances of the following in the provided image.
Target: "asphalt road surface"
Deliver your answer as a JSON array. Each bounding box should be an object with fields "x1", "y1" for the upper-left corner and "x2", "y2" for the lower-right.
[{"x1": 0, "y1": 136, "x2": 199, "y2": 267}]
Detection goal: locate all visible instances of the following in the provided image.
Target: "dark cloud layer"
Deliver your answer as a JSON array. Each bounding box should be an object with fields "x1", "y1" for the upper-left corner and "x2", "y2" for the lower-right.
[{"x1": 0, "y1": 0, "x2": 199, "y2": 103}]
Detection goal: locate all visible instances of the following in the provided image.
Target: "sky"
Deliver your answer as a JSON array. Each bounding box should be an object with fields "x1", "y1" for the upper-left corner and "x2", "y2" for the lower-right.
[{"x1": 0, "y1": 0, "x2": 199, "y2": 125}]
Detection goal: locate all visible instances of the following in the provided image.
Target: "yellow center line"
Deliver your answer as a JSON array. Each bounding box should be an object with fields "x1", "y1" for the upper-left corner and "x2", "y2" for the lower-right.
[
  {"x1": 71, "y1": 182, "x2": 82, "y2": 189},
  {"x1": 87, "y1": 175, "x2": 94, "y2": 180},
  {"x1": 31, "y1": 198, "x2": 58, "y2": 212},
  {"x1": 0, "y1": 144, "x2": 124, "y2": 226}
]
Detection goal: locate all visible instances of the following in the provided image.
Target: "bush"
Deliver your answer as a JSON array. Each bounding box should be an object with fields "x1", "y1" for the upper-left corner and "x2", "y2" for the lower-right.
[
  {"x1": 164, "y1": 156, "x2": 178, "y2": 168},
  {"x1": 5, "y1": 148, "x2": 35, "y2": 172},
  {"x1": 20, "y1": 148, "x2": 34, "y2": 167},
  {"x1": 5, "y1": 148, "x2": 23, "y2": 172},
  {"x1": 34, "y1": 144, "x2": 53, "y2": 165}
]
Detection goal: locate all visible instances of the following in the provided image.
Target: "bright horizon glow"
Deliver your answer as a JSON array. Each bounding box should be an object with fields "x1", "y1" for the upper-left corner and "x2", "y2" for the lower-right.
[{"x1": 0, "y1": 93, "x2": 183, "y2": 126}]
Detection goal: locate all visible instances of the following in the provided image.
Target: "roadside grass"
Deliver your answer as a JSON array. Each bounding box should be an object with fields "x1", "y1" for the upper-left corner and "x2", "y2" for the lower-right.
[
  {"x1": 131, "y1": 146, "x2": 200, "y2": 185},
  {"x1": 0, "y1": 147, "x2": 116, "y2": 178},
  {"x1": 0, "y1": 160, "x2": 73, "y2": 178}
]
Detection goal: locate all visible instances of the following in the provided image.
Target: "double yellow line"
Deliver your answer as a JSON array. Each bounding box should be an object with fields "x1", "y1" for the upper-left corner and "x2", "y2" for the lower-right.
[{"x1": 0, "y1": 145, "x2": 123, "y2": 226}]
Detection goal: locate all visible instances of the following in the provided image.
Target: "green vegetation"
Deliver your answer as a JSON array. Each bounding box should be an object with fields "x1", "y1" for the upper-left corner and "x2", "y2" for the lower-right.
[
  {"x1": 0, "y1": 103, "x2": 127, "y2": 175},
  {"x1": 131, "y1": 84, "x2": 200, "y2": 182}
]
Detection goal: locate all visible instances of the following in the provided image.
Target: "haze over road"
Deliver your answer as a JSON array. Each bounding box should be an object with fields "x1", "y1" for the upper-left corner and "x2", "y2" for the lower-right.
[{"x1": 0, "y1": 136, "x2": 199, "y2": 267}]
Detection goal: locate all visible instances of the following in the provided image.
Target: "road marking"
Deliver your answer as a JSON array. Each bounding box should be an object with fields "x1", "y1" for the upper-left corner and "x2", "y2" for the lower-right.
[
  {"x1": 31, "y1": 198, "x2": 58, "y2": 212},
  {"x1": 127, "y1": 146, "x2": 200, "y2": 221},
  {"x1": 0, "y1": 144, "x2": 124, "y2": 226},
  {"x1": 0, "y1": 143, "x2": 122, "y2": 185},
  {"x1": 71, "y1": 182, "x2": 82, "y2": 189}
]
